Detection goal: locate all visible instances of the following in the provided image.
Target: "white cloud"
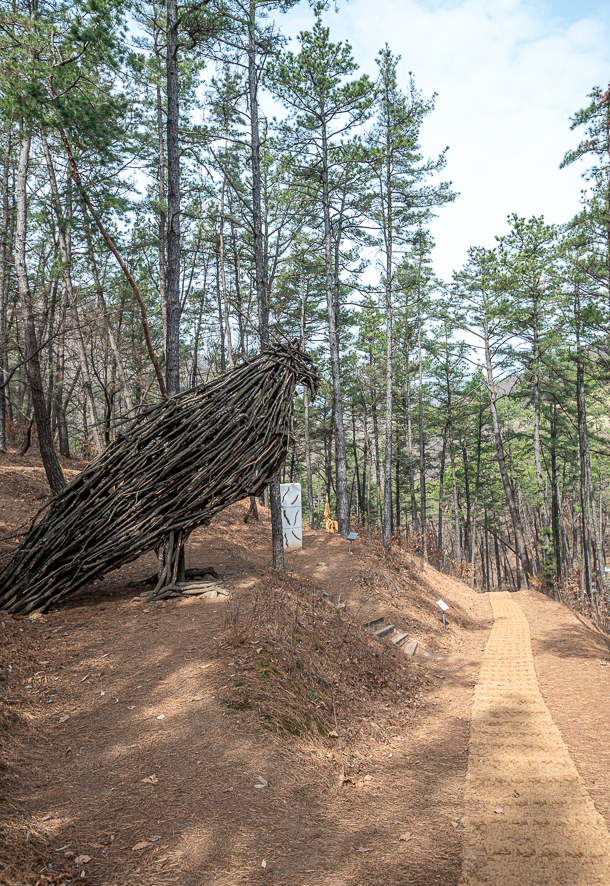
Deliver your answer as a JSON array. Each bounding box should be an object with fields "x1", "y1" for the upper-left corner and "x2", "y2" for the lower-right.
[{"x1": 279, "y1": 0, "x2": 610, "y2": 280}]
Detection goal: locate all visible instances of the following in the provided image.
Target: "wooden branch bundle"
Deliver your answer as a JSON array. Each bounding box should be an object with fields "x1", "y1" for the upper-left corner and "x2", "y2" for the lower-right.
[{"x1": 0, "y1": 343, "x2": 319, "y2": 614}]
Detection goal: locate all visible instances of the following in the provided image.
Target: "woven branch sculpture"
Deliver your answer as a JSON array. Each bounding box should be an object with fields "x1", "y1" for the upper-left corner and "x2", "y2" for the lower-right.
[{"x1": 0, "y1": 343, "x2": 320, "y2": 614}]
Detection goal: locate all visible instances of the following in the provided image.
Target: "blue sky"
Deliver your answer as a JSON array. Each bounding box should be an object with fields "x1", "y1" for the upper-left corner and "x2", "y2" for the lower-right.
[{"x1": 274, "y1": 0, "x2": 610, "y2": 280}]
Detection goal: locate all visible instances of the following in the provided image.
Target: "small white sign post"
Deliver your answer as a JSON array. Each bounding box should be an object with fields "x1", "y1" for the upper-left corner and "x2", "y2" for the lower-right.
[
  {"x1": 436, "y1": 598, "x2": 449, "y2": 630},
  {"x1": 280, "y1": 482, "x2": 302, "y2": 551}
]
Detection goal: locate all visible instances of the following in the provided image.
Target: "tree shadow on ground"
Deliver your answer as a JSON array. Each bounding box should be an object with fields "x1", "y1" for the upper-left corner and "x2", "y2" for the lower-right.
[{"x1": 12, "y1": 580, "x2": 483, "y2": 886}]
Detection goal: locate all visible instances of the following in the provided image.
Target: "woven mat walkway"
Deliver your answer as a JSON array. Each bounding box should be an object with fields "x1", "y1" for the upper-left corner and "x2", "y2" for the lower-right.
[{"x1": 459, "y1": 592, "x2": 610, "y2": 885}]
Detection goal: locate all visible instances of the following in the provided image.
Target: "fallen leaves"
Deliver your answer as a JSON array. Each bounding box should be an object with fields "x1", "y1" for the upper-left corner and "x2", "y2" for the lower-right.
[
  {"x1": 141, "y1": 774, "x2": 158, "y2": 785},
  {"x1": 328, "y1": 730, "x2": 338, "y2": 738},
  {"x1": 254, "y1": 776, "x2": 268, "y2": 789},
  {"x1": 74, "y1": 855, "x2": 91, "y2": 865},
  {"x1": 58, "y1": 714, "x2": 69, "y2": 724},
  {"x1": 399, "y1": 832, "x2": 412, "y2": 842},
  {"x1": 494, "y1": 807, "x2": 504, "y2": 814},
  {"x1": 338, "y1": 774, "x2": 355, "y2": 787},
  {"x1": 354, "y1": 846, "x2": 373, "y2": 853},
  {"x1": 132, "y1": 841, "x2": 152, "y2": 851}
]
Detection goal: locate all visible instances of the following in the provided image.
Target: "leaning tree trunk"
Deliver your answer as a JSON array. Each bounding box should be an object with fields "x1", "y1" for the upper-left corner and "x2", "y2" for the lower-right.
[
  {"x1": 41, "y1": 133, "x2": 103, "y2": 454},
  {"x1": 15, "y1": 133, "x2": 65, "y2": 495}
]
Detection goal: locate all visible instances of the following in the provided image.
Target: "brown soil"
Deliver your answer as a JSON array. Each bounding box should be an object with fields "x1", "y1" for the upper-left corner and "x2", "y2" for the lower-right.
[{"x1": 2, "y1": 450, "x2": 610, "y2": 886}]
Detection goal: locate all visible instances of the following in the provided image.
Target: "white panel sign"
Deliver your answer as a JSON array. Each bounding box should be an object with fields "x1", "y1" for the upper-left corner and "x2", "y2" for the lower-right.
[
  {"x1": 436, "y1": 599, "x2": 449, "y2": 612},
  {"x1": 280, "y1": 482, "x2": 302, "y2": 551}
]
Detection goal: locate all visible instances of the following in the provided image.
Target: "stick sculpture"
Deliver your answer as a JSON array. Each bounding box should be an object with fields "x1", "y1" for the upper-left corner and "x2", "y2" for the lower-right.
[{"x1": 0, "y1": 343, "x2": 319, "y2": 614}]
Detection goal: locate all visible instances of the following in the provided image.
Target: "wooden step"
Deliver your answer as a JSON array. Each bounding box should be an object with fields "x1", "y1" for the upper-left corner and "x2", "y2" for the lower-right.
[
  {"x1": 390, "y1": 631, "x2": 409, "y2": 647},
  {"x1": 374, "y1": 624, "x2": 395, "y2": 639},
  {"x1": 364, "y1": 616, "x2": 385, "y2": 629}
]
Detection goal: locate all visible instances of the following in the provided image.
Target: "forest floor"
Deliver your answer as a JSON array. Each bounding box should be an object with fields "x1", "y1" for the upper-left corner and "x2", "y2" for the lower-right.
[{"x1": 2, "y1": 450, "x2": 610, "y2": 886}]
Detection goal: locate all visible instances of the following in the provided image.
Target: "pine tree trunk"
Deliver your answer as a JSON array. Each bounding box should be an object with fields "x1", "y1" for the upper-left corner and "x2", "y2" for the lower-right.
[
  {"x1": 352, "y1": 410, "x2": 362, "y2": 523},
  {"x1": 417, "y1": 309, "x2": 427, "y2": 560},
  {"x1": 483, "y1": 318, "x2": 531, "y2": 577},
  {"x1": 363, "y1": 405, "x2": 372, "y2": 541},
  {"x1": 166, "y1": 0, "x2": 181, "y2": 397},
  {"x1": 394, "y1": 426, "x2": 400, "y2": 535},
  {"x1": 53, "y1": 292, "x2": 70, "y2": 458},
  {"x1": 219, "y1": 174, "x2": 234, "y2": 370},
  {"x1": 446, "y1": 371, "x2": 461, "y2": 564},
  {"x1": 484, "y1": 494, "x2": 491, "y2": 589},
  {"x1": 533, "y1": 326, "x2": 549, "y2": 533},
  {"x1": 470, "y1": 408, "x2": 483, "y2": 585},
  {"x1": 403, "y1": 325, "x2": 417, "y2": 532},
  {"x1": 371, "y1": 384, "x2": 383, "y2": 534},
  {"x1": 304, "y1": 387, "x2": 315, "y2": 529},
  {"x1": 320, "y1": 116, "x2": 348, "y2": 536},
  {"x1": 580, "y1": 367, "x2": 604, "y2": 591},
  {"x1": 549, "y1": 410, "x2": 561, "y2": 589},
  {"x1": 492, "y1": 502, "x2": 502, "y2": 588},
  {"x1": 438, "y1": 427, "x2": 446, "y2": 562},
  {"x1": 15, "y1": 134, "x2": 65, "y2": 494},
  {"x1": 156, "y1": 77, "x2": 168, "y2": 352},
  {"x1": 382, "y1": 195, "x2": 393, "y2": 548},
  {"x1": 461, "y1": 442, "x2": 471, "y2": 562},
  {"x1": 0, "y1": 124, "x2": 10, "y2": 451},
  {"x1": 248, "y1": 0, "x2": 283, "y2": 568},
  {"x1": 577, "y1": 361, "x2": 594, "y2": 604}
]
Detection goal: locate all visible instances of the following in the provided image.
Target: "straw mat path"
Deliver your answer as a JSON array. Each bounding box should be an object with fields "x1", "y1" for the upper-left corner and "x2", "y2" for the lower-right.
[{"x1": 460, "y1": 592, "x2": 610, "y2": 885}]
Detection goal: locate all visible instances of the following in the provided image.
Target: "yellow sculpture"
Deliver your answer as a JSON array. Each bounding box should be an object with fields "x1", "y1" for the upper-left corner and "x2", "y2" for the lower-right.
[{"x1": 325, "y1": 495, "x2": 338, "y2": 533}]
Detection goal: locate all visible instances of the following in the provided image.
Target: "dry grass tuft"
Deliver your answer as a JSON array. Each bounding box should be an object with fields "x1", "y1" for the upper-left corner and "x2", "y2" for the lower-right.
[{"x1": 217, "y1": 573, "x2": 417, "y2": 756}]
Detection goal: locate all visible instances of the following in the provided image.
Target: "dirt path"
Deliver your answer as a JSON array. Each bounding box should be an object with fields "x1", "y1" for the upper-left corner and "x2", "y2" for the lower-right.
[
  {"x1": 0, "y1": 475, "x2": 489, "y2": 886},
  {"x1": 460, "y1": 592, "x2": 610, "y2": 886},
  {"x1": 7, "y1": 453, "x2": 610, "y2": 885}
]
